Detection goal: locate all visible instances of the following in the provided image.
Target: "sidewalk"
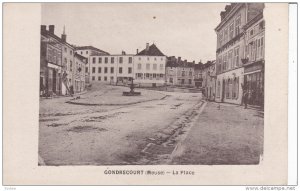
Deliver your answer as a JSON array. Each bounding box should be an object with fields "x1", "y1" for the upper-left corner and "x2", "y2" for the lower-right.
[{"x1": 171, "y1": 102, "x2": 264, "y2": 165}]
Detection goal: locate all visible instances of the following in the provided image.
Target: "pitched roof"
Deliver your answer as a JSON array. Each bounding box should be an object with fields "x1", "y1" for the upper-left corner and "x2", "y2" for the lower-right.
[
  {"x1": 136, "y1": 44, "x2": 165, "y2": 56},
  {"x1": 41, "y1": 29, "x2": 74, "y2": 49},
  {"x1": 75, "y1": 46, "x2": 110, "y2": 55},
  {"x1": 74, "y1": 53, "x2": 88, "y2": 63}
]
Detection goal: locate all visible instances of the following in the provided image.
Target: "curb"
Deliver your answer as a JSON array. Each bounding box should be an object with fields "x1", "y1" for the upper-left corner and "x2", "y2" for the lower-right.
[{"x1": 65, "y1": 95, "x2": 169, "y2": 106}]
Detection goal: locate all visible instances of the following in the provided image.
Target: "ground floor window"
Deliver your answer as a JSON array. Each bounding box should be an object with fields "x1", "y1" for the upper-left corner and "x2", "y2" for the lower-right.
[
  {"x1": 92, "y1": 76, "x2": 95, "y2": 81},
  {"x1": 170, "y1": 78, "x2": 173, "y2": 83},
  {"x1": 104, "y1": 76, "x2": 107, "y2": 81},
  {"x1": 245, "y1": 72, "x2": 263, "y2": 106},
  {"x1": 98, "y1": 76, "x2": 101, "y2": 81}
]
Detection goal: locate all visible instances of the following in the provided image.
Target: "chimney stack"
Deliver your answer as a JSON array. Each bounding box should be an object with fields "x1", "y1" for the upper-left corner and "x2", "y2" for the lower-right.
[
  {"x1": 41, "y1": 25, "x2": 46, "y2": 33},
  {"x1": 122, "y1": 51, "x2": 126, "y2": 55},
  {"x1": 146, "y1": 43, "x2": 149, "y2": 51},
  {"x1": 136, "y1": 49, "x2": 139, "y2": 54},
  {"x1": 178, "y1": 57, "x2": 181, "y2": 61},
  {"x1": 49, "y1": 25, "x2": 55, "y2": 34},
  {"x1": 61, "y1": 25, "x2": 66, "y2": 42}
]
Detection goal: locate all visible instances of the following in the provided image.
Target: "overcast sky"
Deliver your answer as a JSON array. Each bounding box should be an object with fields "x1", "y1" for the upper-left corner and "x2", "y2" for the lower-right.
[{"x1": 42, "y1": 3, "x2": 227, "y2": 63}]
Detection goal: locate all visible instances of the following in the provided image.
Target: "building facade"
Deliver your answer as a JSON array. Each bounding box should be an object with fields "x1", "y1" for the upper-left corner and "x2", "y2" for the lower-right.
[
  {"x1": 88, "y1": 52, "x2": 134, "y2": 85},
  {"x1": 165, "y1": 57, "x2": 195, "y2": 87},
  {"x1": 75, "y1": 46, "x2": 109, "y2": 84},
  {"x1": 243, "y1": 5, "x2": 265, "y2": 107},
  {"x1": 40, "y1": 25, "x2": 63, "y2": 96},
  {"x1": 74, "y1": 53, "x2": 88, "y2": 92},
  {"x1": 134, "y1": 43, "x2": 166, "y2": 87},
  {"x1": 200, "y1": 61, "x2": 217, "y2": 101},
  {"x1": 194, "y1": 62, "x2": 204, "y2": 88},
  {"x1": 215, "y1": 3, "x2": 264, "y2": 104}
]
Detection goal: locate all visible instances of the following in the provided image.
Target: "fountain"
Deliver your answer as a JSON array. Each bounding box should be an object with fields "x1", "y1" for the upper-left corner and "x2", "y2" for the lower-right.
[{"x1": 122, "y1": 78, "x2": 141, "y2": 96}]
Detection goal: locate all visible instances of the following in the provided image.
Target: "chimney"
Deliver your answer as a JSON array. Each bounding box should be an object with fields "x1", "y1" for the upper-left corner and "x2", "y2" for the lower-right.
[
  {"x1": 41, "y1": 25, "x2": 46, "y2": 33},
  {"x1": 61, "y1": 25, "x2": 66, "y2": 42},
  {"x1": 178, "y1": 57, "x2": 181, "y2": 61},
  {"x1": 146, "y1": 43, "x2": 149, "y2": 51},
  {"x1": 136, "y1": 49, "x2": 139, "y2": 54},
  {"x1": 193, "y1": 60, "x2": 195, "y2": 64},
  {"x1": 49, "y1": 25, "x2": 55, "y2": 34},
  {"x1": 122, "y1": 51, "x2": 126, "y2": 55}
]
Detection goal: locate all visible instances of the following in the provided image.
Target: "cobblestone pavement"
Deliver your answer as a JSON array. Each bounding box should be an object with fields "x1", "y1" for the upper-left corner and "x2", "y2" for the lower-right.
[{"x1": 39, "y1": 85, "x2": 263, "y2": 165}]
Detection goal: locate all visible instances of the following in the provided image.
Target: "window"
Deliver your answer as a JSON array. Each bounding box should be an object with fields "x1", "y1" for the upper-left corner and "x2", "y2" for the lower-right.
[
  {"x1": 98, "y1": 76, "x2": 101, "y2": 81},
  {"x1": 160, "y1": 74, "x2": 163, "y2": 78},
  {"x1": 98, "y1": 57, "x2": 102, "y2": 63},
  {"x1": 92, "y1": 76, "x2": 95, "y2": 81},
  {"x1": 105, "y1": 57, "x2": 108, "y2": 63},
  {"x1": 111, "y1": 57, "x2": 114, "y2": 63},
  {"x1": 260, "y1": 37, "x2": 264, "y2": 58},
  {"x1": 98, "y1": 67, "x2": 101, "y2": 73},
  {"x1": 86, "y1": 51, "x2": 88, "y2": 54},
  {"x1": 170, "y1": 78, "x2": 173, "y2": 83},
  {"x1": 229, "y1": 22, "x2": 234, "y2": 39},
  {"x1": 189, "y1": 79, "x2": 192, "y2": 84},
  {"x1": 234, "y1": 46, "x2": 240, "y2": 67},
  {"x1": 70, "y1": 61, "x2": 73, "y2": 71},
  {"x1": 104, "y1": 76, "x2": 107, "y2": 81},
  {"x1": 111, "y1": 67, "x2": 114, "y2": 73},
  {"x1": 259, "y1": 21, "x2": 265, "y2": 31},
  {"x1": 160, "y1": 64, "x2": 164, "y2": 70},
  {"x1": 92, "y1": 57, "x2": 96, "y2": 64},
  {"x1": 104, "y1": 67, "x2": 108, "y2": 73},
  {"x1": 80, "y1": 51, "x2": 83, "y2": 54},
  {"x1": 145, "y1": 73, "x2": 149, "y2": 78},
  {"x1": 138, "y1": 63, "x2": 142, "y2": 70},
  {"x1": 182, "y1": 71, "x2": 185, "y2": 76},
  {"x1": 154, "y1": 57, "x2": 157, "y2": 61},
  {"x1": 219, "y1": 31, "x2": 223, "y2": 46},
  {"x1": 119, "y1": 57, "x2": 123, "y2": 63},
  {"x1": 92, "y1": 67, "x2": 95, "y2": 73},
  {"x1": 119, "y1": 67, "x2": 123, "y2": 74},
  {"x1": 70, "y1": 50, "x2": 73, "y2": 55},
  {"x1": 228, "y1": 50, "x2": 233, "y2": 69},
  {"x1": 153, "y1": 64, "x2": 157, "y2": 70},
  {"x1": 64, "y1": 47, "x2": 67, "y2": 52},
  {"x1": 129, "y1": 57, "x2": 132, "y2": 63},
  {"x1": 224, "y1": 27, "x2": 228, "y2": 43},
  {"x1": 85, "y1": 67, "x2": 88, "y2": 73},
  {"x1": 235, "y1": 15, "x2": 241, "y2": 35},
  {"x1": 223, "y1": 53, "x2": 227, "y2": 71},
  {"x1": 153, "y1": 73, "x2": 157, "y2": 79},
  {"x1": 146, "y1": 64, "x2": 150, "y2": 70},
  {"x1": 189, "y1": 71, "x2": 192, "y2": 76},
  {"x1": 128, "y1": 67, "x2": 132, "y2": 74},
  {"x1": 139, "y1": 57, "x2": 141, "y2": 60},
  {"x1": 147, "y1": 57, "x2": 149, "y2": 61}
]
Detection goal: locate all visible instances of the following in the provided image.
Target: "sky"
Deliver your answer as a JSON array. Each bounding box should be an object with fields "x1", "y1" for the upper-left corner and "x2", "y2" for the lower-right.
[{"x1": 42, "y1": 3, "x2": 227, "y2": 63}]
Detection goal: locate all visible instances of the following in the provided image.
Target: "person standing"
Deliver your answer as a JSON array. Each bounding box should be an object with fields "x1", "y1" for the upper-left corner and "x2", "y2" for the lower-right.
[{"x1": 244, "y1": 90, "x2": 250, "y2": 109}]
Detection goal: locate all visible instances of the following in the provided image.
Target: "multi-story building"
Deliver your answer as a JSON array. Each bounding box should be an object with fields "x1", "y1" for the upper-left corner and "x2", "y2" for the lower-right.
[
  {"x1": 74, "y1": 53, "x2": 88, "y2": 92},
  {"x1": 243, "y1": 4, "x2": 265, "y2": 106},
  {"x1": 165, "y1": 56, "x2": 178, "y2": 86},
  {"x1": 194, "y1": 62, "x2": 204, "y2": 88},
  {"x1": 215, "y1": 3, "x2": 264, "y2": 104},
  {"x1": 88, "y1": 52, "x2": 134, "y2": 85},
  {"x1": 40, "y1": 25, "x2": 63, "y2": 96},
  {"x1": 200, "y1": 61, "x2": 217, "y2": 101},
  {"x1": 75, "y1": 46, "x2": 109, "y2": 84},
  {"x1": 134, "y1": 43, "x2": 166, "y2": 87},
  {"x1": 60, "y1": 27, "x2": 75, "y2": 95}
]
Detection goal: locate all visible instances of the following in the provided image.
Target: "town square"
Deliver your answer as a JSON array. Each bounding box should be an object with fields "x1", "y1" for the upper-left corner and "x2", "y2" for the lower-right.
[{"x1": 39, "y1": 3, "x2": 265, "y2": 165}]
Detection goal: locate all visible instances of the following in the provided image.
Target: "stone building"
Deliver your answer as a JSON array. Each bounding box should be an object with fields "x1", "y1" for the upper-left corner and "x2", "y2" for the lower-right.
[
  {"x1": 215, "y1": 3, "x2": 264, "y2": 104},
  {"x1": 200, "y1": 61, "x2": 217, "y2": 101},
  {"x1": 40, "y1": 25, "x2": 62, "y2": 96},
  {"x1": 194, "y1": 62, "x2": 204, "y2": 88},
  {"x1": 88, "y1": 52, "x2": 134, "y2": 85},
  {"x1": 74, "y1": 53, "x2": 88, "y2": 92},
  {"x1": 243, "y1": 4, "x2": 265, "y2": 107},
  {"x1": 134, "y1": 43, "x2": 166, "y2": 87},
  {"x1": 75, "y1": 46, "x2": 109, "y2": 84}
]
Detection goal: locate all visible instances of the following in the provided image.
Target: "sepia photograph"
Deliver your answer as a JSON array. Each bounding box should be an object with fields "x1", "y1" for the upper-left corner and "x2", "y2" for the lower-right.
[{"x1": 38, "y1": 3, "x2": 265, "y2": 166}]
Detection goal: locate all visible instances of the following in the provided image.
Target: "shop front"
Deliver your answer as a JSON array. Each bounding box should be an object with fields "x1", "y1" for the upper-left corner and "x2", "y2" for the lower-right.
[{"x1": 243, "y1": 60, "x2": 264, "y2": 107}]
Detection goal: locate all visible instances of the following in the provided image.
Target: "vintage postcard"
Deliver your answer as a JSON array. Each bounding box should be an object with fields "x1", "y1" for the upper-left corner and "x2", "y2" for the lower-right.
[{"x1": 3, "y1": 2, "x2": 289, "y2": 185}]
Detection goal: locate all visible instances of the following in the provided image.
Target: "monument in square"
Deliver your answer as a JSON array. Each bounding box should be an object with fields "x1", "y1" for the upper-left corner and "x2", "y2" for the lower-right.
[{"x1": 122, "y1": 78, "x2": 141, "y2": 96}]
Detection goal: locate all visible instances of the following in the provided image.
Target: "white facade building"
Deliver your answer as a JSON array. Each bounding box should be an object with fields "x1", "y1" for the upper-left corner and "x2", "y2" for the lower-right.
[
  {"x1": 134, "y1": 43, "x2": 166, "y2": 87},
  {"x1": 89, "y1": 53, "x2": 134, "y2": 85}
]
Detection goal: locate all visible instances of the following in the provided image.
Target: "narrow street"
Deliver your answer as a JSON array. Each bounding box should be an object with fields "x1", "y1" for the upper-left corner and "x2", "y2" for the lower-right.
[{"x1": 39, "y1": 85, "x2": 263, "y2": 165}]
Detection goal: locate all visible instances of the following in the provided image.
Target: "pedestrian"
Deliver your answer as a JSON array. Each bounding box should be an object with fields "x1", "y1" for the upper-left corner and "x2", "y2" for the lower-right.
[
  {"x1": 241, "y1": 83, "x2": 247, "y2": 106},
  {"x1": 244, "y1": 90, "x2": 250, "y2": 109},
  {"x1": 70, "y1": 85, "x2": 74, "y2": 97}
]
